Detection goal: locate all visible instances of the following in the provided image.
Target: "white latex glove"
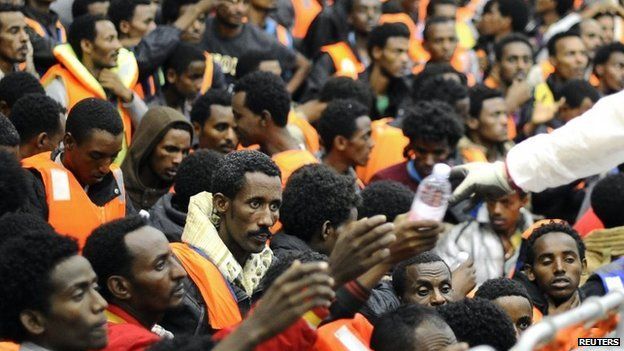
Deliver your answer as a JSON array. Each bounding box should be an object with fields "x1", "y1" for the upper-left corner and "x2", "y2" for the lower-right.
[{"x1": 448, "y1": 161, "x2": 515, "y2": 206}]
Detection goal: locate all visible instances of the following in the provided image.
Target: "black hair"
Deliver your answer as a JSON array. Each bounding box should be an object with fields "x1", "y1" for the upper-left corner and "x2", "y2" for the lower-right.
[
  {"x1": 475, "y1": 277, "x2": 532, "y2": 304},
  {"x1": 547, "y1": 31, "x2": 581, "y2": 57},
  {"x1": 560, "y1": 79, "x2": 600, "y2": 108},
  {"x1": 0, "y1": 72, "x2": 45, "y2": 110},
  {"x1": 10, "y1": 94, "x2": 64, "y2": 146},
  {"x1": 0, "y1": 151, "x2": 26, "y2": 216},
  {"x1": 281, "y1": 164, "x2": 359, "y2": 244},
  {"x1": 148, "y1": 335, "x2": 215, "y2": 351},
  {"x1": 438, "y1": 298, "x2": 517, "y2": 350},
  {"x1": 412, "y1": 63, "x2": 468, "y2": 91},
  {"x1": 468, "y1": 84, "x2": 503, "y2": 119},
  {"x1": 172, "y1": 149, "x2": 224, "y2": 211},
  {"x1": 0, "y1": 232, "x2": 78, "y2": 342},
  {"x1": 0, "y1": 212, "x2": 55, "y2": 247},
  {"x1": 494, "y1": 33, "x2": 534, "y2": 62},
  {"x1": 72, "y1": 0, "x2": 110, "y2": 18},
  {"x1": 525, "y1": 221, "x2": 586, "y2": 265},
  {"x1": 235, "y1": 49, "x2": 280, "y2": 80},
  {"x1": 108, "y1": 0, "x2": 151, "y2": 33},
  {"x1": 591, "y1": 173, "x2": 624, "y2": 228},
  {"x1": 65, "y1": 98, "x2": 123, "y2": 145},
  {"x1": 402, "y1": 100, "x2": 464, "y2": 148},
  {"x1": 164, "y1": 42, "x2": 206, "y2": 77},
  {"x1": 414, "y1": 75, "x2": 468, "y2": 106},
  {"x1": 392, "y1": 251, "x2": 450, "y2": 298},
  {"x1": 317, "y1": 99, "x2": 370, "y2": 152},
  {"x1": 594, "y1": 42, "x2": 624, "y2": 67},
  {"x1": 260, "y1": 250, "x2": 328, "y2": 291},
  {"x1": 555, "y1": 0, "x2": 574, "y2": 17},
  {"x1": 83, "y1": 215, "x2": 148, "y2": 300},
  {"x1": 423, "y1": 16, "x2": 455, "y2": 42},
  {"x1": 0, "y1": 116, "x2": 19, "y2": 147},
  {"x1": 359, "y1": 180, "x2": 414, "y2": 222},
  {"x1": 161, "y1": 0, "x2": 198, "y2": 24},
  {"x1": 0, "y1": 4, "x2": 21, "y2": 31},
  {"x1": 68, "y1": 14, "x2": 110, "y2": 60},
  {"x1": 368, "y1": 22, "x2": 411, "y2": 58},
  {"x1": 211, "y1": 150, "x2": 281, "y2": 199},
  {"x1": 426, "y1": 0, "x2": 457, "y2": 17},
  {"x1": 498, "y1": 0, "x2": 530, "y2": 32},
  {"x1": 233, "y1": 71, "x2": 291, "y2": 127},
  {"x1": 318, "y1": 77, "x2": 374, "y2": 110},
  {"x1": 371, "y1": 304, "x2": 452, "y2": 351},
  {"x1": 190, "y1": 89, "x2": 232, "y2": 127}
]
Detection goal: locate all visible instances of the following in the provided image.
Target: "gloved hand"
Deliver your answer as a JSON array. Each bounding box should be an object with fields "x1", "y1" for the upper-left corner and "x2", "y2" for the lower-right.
[{"x1": 448, "y1": 161, "x2": 515, "y2": 206}]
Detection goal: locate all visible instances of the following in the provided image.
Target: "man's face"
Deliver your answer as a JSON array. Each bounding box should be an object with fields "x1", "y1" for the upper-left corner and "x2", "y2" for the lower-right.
[
  {"x1": 580, "y1": 19, "x2": 604, "y2": 59},
  {"x1": 65, "y1": 130, "x2": 123, "y2": 186},
  {"x1": 402, "y1": 261, "x2": 453, "y2": 306},
  {"x1": 528, "y1": 232, "x2": 585, "y2": 304},
  {"x1": 87, "y1": 1, "x2": 110, "y2": 16},
  {"x1": 149, "y1": 127, "x2": 191, "y2": 183},
  {"x1": 374, "y1": 36, "x2": 410, "y2": 78},
  {"x1": 232, "y1": 91, "x2": 262, "y2": 147},
  {"x1": 475, "y1": 97, "x2": 508, "y2": 144},
  {"x1": 499, "y1": 42, "x2": 533, "y2": 85},
  {"x1": 125, "y1": 226, "x2": 187, "y2": 312},
  {"x1": 350, "y1": 0, "x2": 382, "y2": 34},
  {"x1": 127, "y1": 4, "x2": 157, "y2": 40},
  {"x1": 552, "y1": 36, "x2": 588, "y2": 81},
  {"x1": 194, "y1": 104, "x2": 238, "y2": 154},
  {"x1": 479, "y1": 2, "x2": 505, "y2": 36},
  {"x1": 40, "y1": 255, "x2": 108, "y2": 351},
  {"x1": 0, "y1": 11, "x2": 29, "y2": 65},
  {"x1": 219, "y1": 172, "x2": 282, "y2": 255},
  {"x1": 558, "y1": 97, "x2": 594, "y2": 123},
  {"x1": 170, "y1": 60, "x2": 206, "y2": 100},
  {"x1": 343, "y1": 115, "x2": 373, "y2": 167},
  {"x1": 597, "y1": 15, "x2": 615, "y2": 43},
  {"x1": 432, "y1": 4, "x2": 457, "y2": 18},
  {"x1": 216, "y1": 0, "x2": 249, "y2": 28},
  {"x1": 486, "y1": 192, "x2": 526, "y2": 236},
  {"x1": 179, "y1": 4, "x2": 207, "y2": 43},
  {"x1": 599, "y1": 51, "x2": 624, "y2": 92},
  {"x1": 90, "y1": 20, "x2": 122, "y2": 69},
  {"x1": 493, "y1": 295, "x2": 533, "y2": 337},
  {"x1": 409, "y1": 139, "x2": 451, "y2": 178},
  {"x1": 413, "y1": 321, "x2": 457, "y2": 351},
  {"x1": 425, "y1": 22, "x2": 457, "y2": 62}
]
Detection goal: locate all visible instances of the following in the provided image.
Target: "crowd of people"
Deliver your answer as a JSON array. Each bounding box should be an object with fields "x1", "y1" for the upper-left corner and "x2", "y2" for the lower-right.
[{"x1": 0, "y1": 0, "x2": 623, "y2": 349}]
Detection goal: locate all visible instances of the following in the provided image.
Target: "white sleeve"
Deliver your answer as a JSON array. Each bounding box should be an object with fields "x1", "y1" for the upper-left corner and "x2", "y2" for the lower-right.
[
  {"x1": 122, "y1": 92, "x2": 148, "y2": 128},
  {"x1": 506, "y1": 90, "x2": 624, "y2": 193},
  {"x1": 44, "y1": 78, "x2": 68, "y2": 110}
]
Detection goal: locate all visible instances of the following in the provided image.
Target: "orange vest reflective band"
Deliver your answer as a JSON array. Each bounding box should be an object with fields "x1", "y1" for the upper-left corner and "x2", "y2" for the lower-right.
[
  {"x1": 541, "y1": 61, "x2": 555, "y2": 81},
  {"x1": 356, "y1": 118, "x2": 409, "y2": 184},
  {"x1": 484, "y1": 75, "x2": 500, "y2": 89},
  {"x1": 589, "y1": 73, "x2": 600, "y2": 87},
  {"x1": 321, "y1": 42, "x2": 365, "y2": 80},
  {"x1": 24, "y1": 17, "x2": 67, "y2": 42},
  {"x1": 0, "y1": 343, "x2": 19, "y2": 351},
  {"x1": 21, "y1": 152, "x2": 126, "y2": 249},
  {"x1": 200, "y1": 52, "x2": 214, "y2": 95},
  {"x1": 288, "y1": 110, "x2": 320, "y2": 153},
  {"x1": 460, "y1": 147, "x2": 488, "y2": 163},
  {"x1": 379, "y1": 13, "x2": 428, "y2": 64},
  {"x1": 170, "y1": 243, "x2": 243, "y2": 330},
  {"x1": 272, "y1": 149, "x2": 319, "y2": 187},
  {"x1": 291, "y1": 0, "x2": 322, "y2": 39},
  {"x1": 314, "y1": 313, "x2": 373, "y2": 351}
]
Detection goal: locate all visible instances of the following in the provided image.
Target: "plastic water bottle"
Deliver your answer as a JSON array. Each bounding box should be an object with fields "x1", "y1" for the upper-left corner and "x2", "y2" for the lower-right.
[{"x1": 408, "y1": 163, "x2": 452, "y2": 222}]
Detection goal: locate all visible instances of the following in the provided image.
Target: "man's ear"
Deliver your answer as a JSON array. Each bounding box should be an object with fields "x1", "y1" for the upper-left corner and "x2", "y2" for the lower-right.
[
  {"x1": 192, "y1": 121, "x2": 202, "y2": 138},
  {"x1": 372, "y1": 46, "x2": 383, "y2": 61},
  {"x1": 166, "y1": 68, "x2": 178, "y2": 85},
  {"x1": 333, "y1": 135, "x2": 349, "y2": 152},
  {"x1": 108, "y1": 276, "x2": 132, "y2": 300},
  {"x1": 466, "y1": 117, "x2": 479, "y2": 131},
  {"x1": 581, "y1": 257, "x2": 588, "y2": 276},
  {"x1": 119, "y1": 20, "x2": 132, "y2": 36},
  {"x1": 63, "y1": 133, "x2": 75, "y2": 151},
  {"x1": 321, "y1": 220, "x2": 334, "y2": 241},
  {"x1": 259, "y1": 110, "x2": 272, "y2": 127},
  {"x1": 548, "y1": 55, "x2": 558, "y2": 70},
  {"x1": 19, "y1": 310, "x2": 46, "y2": 336},
  {"x1": 526, "y1": 264, "x2": 536, "y2": 281},
  {"x1": 0, "y1": 100, "x2": 9, "y2": 117},
  {"x1": 595, "y1": 64, "x2": 605, "y2": 77},
  {"x1": 36, "y1": 132, "x2": 49, "y2": 149},
  {"x1": 213, "y1": 193, "x2": 230, "y2": 215},
  {"x1": 81, "y1": 39, "x2": 94, "y2": 57}
]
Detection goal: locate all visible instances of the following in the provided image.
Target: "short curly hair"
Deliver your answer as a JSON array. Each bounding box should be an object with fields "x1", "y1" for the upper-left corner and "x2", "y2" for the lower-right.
[
  {"x1": 413, "y1": 75, "x2": 468, "y2": 106},
  {"x1": 107, "y1": 0, "x2": 151, "y2": 33},
  {"x1": 10, "y1": 94, "x2": 64, "y2": 145},
  {"x1": 0, "y1": 232, "x2": 79, "y2": 342},
  {"x1": 0, "y1": 151, "x2": 26, "y2": 216},
  {"x1": 281, "y1": 164, "x2": 359, "y2": 243},
  {"x1": 0, "y1": 72, "x2": 45, "y2": 110},
  {"x1": 594, "y1": 42, "x2": 624, "y2": 67},
  {"x1": 412, "y1": 63, "x2": 467, "y2": 91},
  {"x1": 359, "y1": 180, "x2": 414, "y2": 222},
  {"x1": 0, "y1": 115, "x2": 19, "y2": 147},
  {"x1": 392, "y1": 251, "x2": 450, "y2": 297},
  {"x1": 260, "y1": 250, "x2": 328, "y2": 291},
  {"x1": 468, "y1": 84, "x2": 504, "y2": 119},
  {"x1": 173, "y1": 149, "x2": 224, "y2": 210},
  {"x1": 319, "y1": 77, "x2": 373, "y2": 109},
  {"x1": 161, "y1": 0, "x2": 198, "y2": 24},
  {"x1": 317, "y1": 99, "x2": 370, "y2": 152},
  {"x1": 368, "y1": 22, "x2": 410, "y2": 58},
  {"x1": 66, "y1": 98, "x2": 123, "y2": 145},
  {"x1": 233, "y1": 71, "x2": 291, "y2": 127},
  {"x1": 211, "y1": 150, "x2": 281, "y2": 199},
  {"x1": 591, "y1": 174, "x2": 624, "y2": 228},
  {"x1": 0, "y1": 212, "x2": 55, "y2": 246},
  {"x1": 475, "y1": 277, "x2": 532, "y2": 304},
  {"x1": 190, "y1": 89, "x2": 232, "y2": 127},
  {"x1": 437, "y1": 298, "x2": 517, "y2": 350},
  {"x1": 402, "y1": 100, "x2": 464, "y2": 149},
  {"x1": 498, "y1": 0, "x2": 530, "y2": 32},
  {"x1": 525, "y1": 221, "x2": 585, "y2": 265},
  {"x1": 83, "y1": 215, "x2": 148, "y2": 300},
  {"x1": 494, "y1": 33, "x2": 533, "y2": 62}
]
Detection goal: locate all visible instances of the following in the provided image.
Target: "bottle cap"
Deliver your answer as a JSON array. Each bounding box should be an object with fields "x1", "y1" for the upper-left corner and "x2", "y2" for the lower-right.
[{"x1": 432, "y1": 163, "x2": 451, "y2": 179}]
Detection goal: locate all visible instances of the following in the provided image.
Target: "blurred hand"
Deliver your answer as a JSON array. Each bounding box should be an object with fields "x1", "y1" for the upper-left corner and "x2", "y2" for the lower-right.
[
  {"x1": 448, "y1": 161, "x2": 514, "y2": 206},
  {"x1": 532, "y1": 98, "x2": 565, "y2": 125},
  {"x1": 386, "y1": 214, "x2": 443, "y2": 265},
  {"x1": 451, "y1": 256, "x2": 476, "y2": 297},
  {"x1": 505, "y1": 79, "x2": 532, "y2": 112},
  {"x1": 329, "y1": 215, "x2": 396, "y2": 287},
  {"x1": 441, "y1": 342, "x2": 470, "y2": 351},
  {"x1": 99, "y1": 69, "x2": 133, "y2": 103}
]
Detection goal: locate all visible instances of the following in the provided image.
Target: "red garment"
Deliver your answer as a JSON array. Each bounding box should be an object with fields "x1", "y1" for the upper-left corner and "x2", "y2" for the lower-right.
[
  {"x1": 574, "y1": 207, "x2": 604, "y2": 237},
  {"x1": 370, "y1": 161, "x2": 419, "y2": 192},
  {"x1": 213, "y1": 317, "x2": 317, "y2": 351},
  {"x1": 102, "y1": 305, "x2": 161, "y2": 351}
]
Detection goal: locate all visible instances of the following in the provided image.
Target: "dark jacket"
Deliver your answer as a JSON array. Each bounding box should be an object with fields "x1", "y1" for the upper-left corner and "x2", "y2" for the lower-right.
[
  {"x1": 22, "y1": 6, "x2": 64, "y2": 75},
  {"x1": 301, "y1": 3, "x2": 350, "y2": 58},
  {"x1": 148, "y1": 193, "x2": 187, "y2": 242}
]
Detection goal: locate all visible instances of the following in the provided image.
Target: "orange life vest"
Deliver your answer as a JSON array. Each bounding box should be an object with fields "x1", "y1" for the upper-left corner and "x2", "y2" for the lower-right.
[
  {"x1": 288, "y1": 110, "x2": 320, "y2": 153},
  {"x1": 291, "y1": 0, "x2": 323, "y2": 39},
  {"x1": 272, "y1": 149, "x2": 319, "y2": 187},
  {"x1": 170, "y1": 243, "x2": 243, "y2": 330},
  {"x1": 0, "y1": 343, "x2": 18, "y2": 351},
  {"x1": 356, "y1": 118, "x2": 409, "y2": 184},
  {"x1": 320, "y1": 42, "x2": 365, "y2": 80},
  {"x1": 24, "y1": 17, "x2": 66, "y2": 42},
  {"x1": 460, "y1": 146, "x2": 488, "y2": 163},
  {"x1": 21, "y1": 152, "x2": 126, "y2": 249},
  {"x1": 276, "y1": 23, "x2": 291, "y2": 47},
  {"x1": 314, "y1": 313, "x2": 374, "y2": 351},
  {"x1": 200, "y1": 52, "x2": 215, "y2": 94}
]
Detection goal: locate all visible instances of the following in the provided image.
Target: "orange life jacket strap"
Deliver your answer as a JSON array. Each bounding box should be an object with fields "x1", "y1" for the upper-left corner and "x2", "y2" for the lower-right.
[
  {"x1": 200, "y1": 52, "x2": 214, "y2": 94},
  {"x1": 320, "y1": 42, "x2": 365, "y2": 80}
]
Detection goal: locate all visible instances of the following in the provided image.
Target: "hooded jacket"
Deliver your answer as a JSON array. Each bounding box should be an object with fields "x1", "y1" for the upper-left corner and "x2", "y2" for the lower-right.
[
  {"x1": 149, "y1": 193, "x2": 187, "y2": 242},
  {"x1": 122, "y1": 106, "x2": 193, "y2": 210}
]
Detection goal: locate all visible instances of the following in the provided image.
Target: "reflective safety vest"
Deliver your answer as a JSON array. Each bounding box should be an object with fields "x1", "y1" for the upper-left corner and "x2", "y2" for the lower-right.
[
  {"x1": 291, "y1": 0, "x2": 322, "y2": 39},
  {"x1": 320, "y1": 42, "x2": 365, "y2": 80},
  {"x1": 288, "y1": 110, "x2": 320, "y2": 153},
  {"x1": 41, "y1": 44, "x2": 139, "y2": 163},
  {"x1": 200, "y1": 52, "x2": 215, "y2": 94},
  {"x1": 265, "y1": 18, "x2": 293, "y2": 48},
  {"x1": 272, "y1": 149, "x2": 319, "y2": 187},
  {"x1": 0, "y1": 343, "x2": 18, "y2": 351},
  {"x1": 170, "y1": 243, "x2": 243, "y2": 330},
  {"x1": 24, "y1": 17, "x2": 66, "y2": 43},
  {"x1": 21, "y1": 152, "x2": 126, "y2": 249},
  {"x1": 356, "y1": 118, "x2": 409, "y2": 184},
  {"x1": 314, "y1": 313, "x2": 373, "y2": 351}
]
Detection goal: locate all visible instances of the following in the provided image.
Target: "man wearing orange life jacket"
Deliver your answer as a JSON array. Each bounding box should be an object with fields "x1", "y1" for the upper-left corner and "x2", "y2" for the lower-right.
[
  {"x1": 21, "y1": 98, "x2": 131, "y2": 249},
  {"x1": 41, "y1": 14, "x2": 148, "y2": 164},
  {"x1": 0, "y1": 6, "x2": 37, "y2": 80},
  {"x1": 23, "y1": 0, "x2": 67, "y2": 74},
  {"x1": 291, "y1": 0, "x2": 322, "y2": 40}
]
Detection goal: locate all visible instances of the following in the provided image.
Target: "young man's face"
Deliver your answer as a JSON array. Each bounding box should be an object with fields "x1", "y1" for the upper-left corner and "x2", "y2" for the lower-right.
[
  {"x1": 179, "y1": 4, "x2": 207, "y2": 43},
  {"x1": 598, "y1": 51, "x2": 624, "y2": 92},
  {"x1": 527, "y1": 232, "x2": 586, "y2": 305},
  {"x1": 473, "y1": 96, "x2": 508, "y2": 144},
  {"x1": 216, "y1": 0, "x2": 249, "y2": 28},
  {"x1": 90, "y1": 20, "x2": 122, "y2": 69},
  {"x1": 148, "y1": 127, "x2": 191, "y2": 183},
  {"x1": 231, "y1": 91, "x2": 262, "y2": 147},
  {"x1": 409, "y1": 139, "x2": 451, "y2": 178},
  {"x1": 580, "y1": 19, "x2": 604, "y2": 60},
  {"x1": 0, "y1": 11, "x2": 29, "y2": 65},
  {"x1": 492, "y1": 295, "x2": 533, "y2": 337},
  {"x1": 194, "y1": 104, "x2": 238, "y2": 154},
  {"x1": 551, "y1": 36, "x2": 588, "y2": 81},
  {"x1": 413, "y1": 321, "x2": 457, "y2": 351},
  {"x1": 402, "y1": 261, "x2": 454, "y2": 307},
  {"x1": 597, "y1": 14, "x2": 615, "y2": 43},
  {"x1": 557, "y1": 97, "x2": 594, "y2": 123},
  {"x1": 37, "y1": 255, "x2": 108, "y2": 351},
  {"x1": 373, "y1": 36, "x2": 410, "y2": 78},
  {"x1": 425, "y1": 22, "x2": 457, "y2": 62},
  {"x1": 217, "y1": 172, "x2": 282, "y2": 255},
  {"x1": 479, "y1": 1, "x2": 505, "y2": 36},
  {"x1": 486, "y1": 192, "x2": 527, "y2": 236},
  {"x1": 350, "y1": 0, "x2": 382, "y2": 34},
  {"x1": 169, "y1": 60, "x2": 206, "y2": 100},
  {"x1": 126, "y1": 3, "x2": 157, "y2": 40},
  {"x1": 342, "y1": 115, "x2": 373, "y2": 167},
  {"x1": 499, "y1": 42, "x2": 533, "y2": 85},
  {"x1": 64, "y1": 130, "x2": 123, "y2": 186}
]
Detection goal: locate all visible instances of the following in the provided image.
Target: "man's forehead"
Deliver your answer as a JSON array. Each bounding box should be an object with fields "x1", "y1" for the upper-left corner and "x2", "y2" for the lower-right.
[
  {"x1": 534, "y1": 232, "x2": 579, "y2": 254},
  {"x1": 125, "y1": 226, "x2": 170, "y2": 261},
  {"x1": 238, "y1": 172, "x2": 282, "y2": 197},
  {"x1": 407, "y1": 261, "x2": 451, "y2": 280}
]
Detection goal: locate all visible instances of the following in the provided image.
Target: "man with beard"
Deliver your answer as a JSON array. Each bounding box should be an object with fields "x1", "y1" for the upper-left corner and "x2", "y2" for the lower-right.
[
  {"x1": 0, "y1": 5, "x2": 32, "y2": 79},
  {"x1": 191, "y1": 89, "x2": 237, "y2": 154}
]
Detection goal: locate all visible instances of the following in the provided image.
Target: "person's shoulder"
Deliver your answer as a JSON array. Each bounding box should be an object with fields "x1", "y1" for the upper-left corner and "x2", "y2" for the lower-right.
[
  {"x1": 371, "y1": 161, "x2": 409, "y2": 181},
  {"x1": 105, "y1": 322, "x2": 160, "y2": 351}
]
